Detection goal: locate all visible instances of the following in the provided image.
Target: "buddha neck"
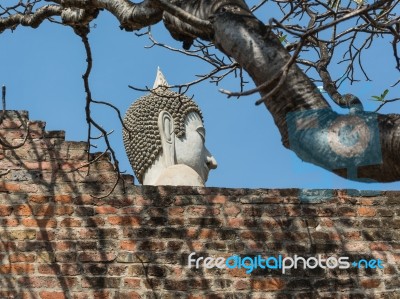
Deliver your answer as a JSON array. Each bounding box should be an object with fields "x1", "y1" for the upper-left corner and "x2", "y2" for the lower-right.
[
  {"x1": 141, "y1": 154, "x2": 205, "y2": 187},
  {"x1": 141, "y1": 154, "x2": 167, "y2": 185}
]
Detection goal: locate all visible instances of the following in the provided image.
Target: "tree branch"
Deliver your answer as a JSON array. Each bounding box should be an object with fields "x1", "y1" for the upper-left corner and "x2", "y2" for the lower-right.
[{"x1": 0, "y1": 4, "x2": 62, "y2": 32}]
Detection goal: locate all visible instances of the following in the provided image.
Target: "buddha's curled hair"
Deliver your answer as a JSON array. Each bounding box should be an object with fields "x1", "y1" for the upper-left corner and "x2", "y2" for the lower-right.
[{"x1": 123, "y1": 87, "x2": 203, "y2": 184}]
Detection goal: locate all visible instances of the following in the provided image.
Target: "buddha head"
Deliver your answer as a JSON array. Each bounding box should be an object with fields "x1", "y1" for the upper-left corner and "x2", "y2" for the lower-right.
[{"x1": 123, "y1": 69, "x2": 217, "y2": 186}]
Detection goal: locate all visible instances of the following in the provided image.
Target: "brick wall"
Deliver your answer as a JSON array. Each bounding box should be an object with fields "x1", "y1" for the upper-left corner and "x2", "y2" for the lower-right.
[{"x1": 0, "y1": 110, "x2": 399, "y2": 299}]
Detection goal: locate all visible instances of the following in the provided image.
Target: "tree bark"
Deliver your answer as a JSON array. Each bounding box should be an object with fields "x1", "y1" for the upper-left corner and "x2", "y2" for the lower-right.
[{"x1": 165, "y1": 0, "x2": 400, "y2": 182}]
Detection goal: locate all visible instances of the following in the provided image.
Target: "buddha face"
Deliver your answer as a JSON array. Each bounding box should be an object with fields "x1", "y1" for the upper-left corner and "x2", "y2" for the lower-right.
[{"x1": 175, "y1": 112, "x2": 217, "y2": 183}]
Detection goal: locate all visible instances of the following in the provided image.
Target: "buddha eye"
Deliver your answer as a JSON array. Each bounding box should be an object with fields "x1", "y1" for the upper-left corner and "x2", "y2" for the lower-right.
[{"x1": 196, "y1": 127, "x2": 205, "y2": 143}]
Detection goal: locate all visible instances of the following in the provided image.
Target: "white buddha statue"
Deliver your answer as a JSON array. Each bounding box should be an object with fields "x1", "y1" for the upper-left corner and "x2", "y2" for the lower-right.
[{"x1": 123, "y1": 69, "x2": 217, "y2": 186}]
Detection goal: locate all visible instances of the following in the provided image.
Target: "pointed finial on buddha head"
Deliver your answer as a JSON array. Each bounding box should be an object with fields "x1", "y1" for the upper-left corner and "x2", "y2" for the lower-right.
[{"x1": 152, "y1": 67, "x2": 169, "y2": 89}]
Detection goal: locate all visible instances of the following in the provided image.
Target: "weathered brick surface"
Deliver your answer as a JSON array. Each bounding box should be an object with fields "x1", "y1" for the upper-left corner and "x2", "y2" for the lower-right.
[{"x1": 0, "y1": 110, "x2": 399, "y2": 298}]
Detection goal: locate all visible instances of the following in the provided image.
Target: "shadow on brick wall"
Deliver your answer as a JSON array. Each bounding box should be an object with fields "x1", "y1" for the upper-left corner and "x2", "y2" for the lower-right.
[{"x1": 0, "y1": 110, "x2": 399, "y2": 299}]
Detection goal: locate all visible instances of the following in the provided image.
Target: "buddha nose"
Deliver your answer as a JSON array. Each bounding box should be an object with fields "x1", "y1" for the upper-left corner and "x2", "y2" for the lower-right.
[
  {"x1": 206, "y1": 149, "x2": 218, "y2": 170},
  {"x1": 207, "y1": 156, "x2": 218, "y2": 169}
]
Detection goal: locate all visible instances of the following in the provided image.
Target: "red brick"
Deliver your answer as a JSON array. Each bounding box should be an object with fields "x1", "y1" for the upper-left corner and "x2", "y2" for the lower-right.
[
  {"x1": 0, "y1": 182, "x2": 20, "y2": 192},
  {"x1": 360, "y1": 278, "x2": 381, "y2": 288},
  {"x1": 78, "y1": 252, "x2": 116, "y2": 262},
  {"x1": 134, "y1": 196, "x2": 152, "y2": 206},
  {"x1": 60, "y1": 218, "x2": 81, "y2": 227},
  {"x1": 285, "y1": 205, "x2": 301, "y2": 216},
  {"x1": 0, "y1": 205, "x2": 13, "y2": 216},
  {"x1": 8, "y1": 253, "x2": 35, "y2": 263},
  {"x1": 344, "y1": 242, "x2": 370, "y2": 252},
  {"x1": 338, "y1": 206, "x2": 357, "y2": 216},
  {"x1": 187, "y1": 206, "x2": 220, "y2": 216},
  {"x1": 14, "y1": 205, "x2": 33, "y2": 216},
  {"x1": 168, "y1": 207, "x2": 184, "y2": 217},
  {"x1": 227, "y1": 218, "x2": 244, "y2": 227},
  {"x1": 84, "y1": 216, "x2": 105, "y2": 226},
  {"x1": 55, "y1": 205, "x2": 74, "y2": 215},
  {"x1": 108, "y1": 216, "x2": 140, "y2": 226},
  {"x1": 0, "y1": 119, "x2": 24, "y2": 128},
  {"x1": 0, "y1": 291, "x2": 17, "y2": 299},
  {"x1": 251, "y1": 278, "x2": 285, "y2": 290},
  {"x1": 60, "y1": 162, "x2": 88, "y2": 171},
  {"x1": 187, "y1": 241, "x2": 204, "y2": 251},
  {"x1": 29, "y1": 120, "x2": 45, "y2": 131},
  {"x1": 342, "y1": 231, "x2": 363, "y2": 241},
  {"x1": 170, "y1": 267, "x2": 183, "y2": 277},
  {"x1": 61, "y1": 264, "x2": 81, "y2": 275},
  {"x1": 2, "y1": 218, "x2": 19, "y2": 226},
  {"x1": 223, "y1": 204, "x2": 241, "y2": 216},
  {"x1": 0, "y1": 264, "x2": 34, "y2": 274},
  {"x1": 53, "y1": 241, "x2": 75, "y2": 251},
  {"x1": 358, "y1": 207, "x2": 377, "y2": 217},
  {"x1": 235, "y1": 280, "x2": 250, "y2": 290},
  {"x1": 227, "y1": 268, "x2": 247, "y2": 278},
  {"x1": 120, "y1": 207, "x2": 142, "y2": 214},
  {"x1": 320, "y1": 218, "x2": 335, "y2": 227},
  {"x1": 91, "y1": 161, "x2": 115, "y2": 171},
  {"x1": 38, "y1": 265, "x2": 60, "y2": 275},
  {"x1": 22, "y1": 292, "x2": 39, "y2": 299},
  {"x1": 95, "y1": 205, "x2": 118, "y2": 214},
  {"x1": 186, "y1": 228, "x2": 217, "y2": 239},
  {"x1": 328, "y1": 232, "x2": 341, "y2": 241},
  {"x1": 0, "y1": 241, "x2": 16, "y2": 251},
  {"x1": 204, "y1": 195, "x2": 227, "y2": 204},
  {"x1": 81, "y1": 277, "x2": 120, "y2": 288},
  {"x1": 357, "y1": 198, "x2": 377, "y2": 205},
  {"x1": 22, "y1": 218, "x2": 57, "y2": 228},
  {"x1": 240, "y1": 230, "x2": 269, "y2": 239},
  {"x1": 93, "y1": 291, "x2": 112, "y2": 299},
  {"x1": 242, "y1": 206, "x2": 263, "y2": 217},
  {"x1": 70, "y1": 291, "x2": 109, "y2": 299},
  {"x1": 261, "y1": 218, "x2": 287, "y2": 229},
  {"x1": 24, "y1": 161, "x2": 53, "y2": 170},
  {"x1": 36, "y1": 229, "x2": 56, "y2": 241},
  {"x1": 120, "y1": 240, "x2": 136, "y2": 250},
  {"x1": 54, "y1": 195, "x2": 74, "y2": 203},
  {"x1": 169, "y1": 217, "x2": 184, "y2": 225},
  {"x1": 39, "y1": 291, "x2": 67, "y2": 299},
  {"x1": 74, "y1": 194, "x2": 93, "y2": 205},
  {"x1": 116, "y1": 292, "x2": 140, "y2": 299},
  {"x1": 72, "y1": 293, "x2": 92, "y2": 299},
  {"x1": 32, "y1": 204, "x2": 55, "y2": 216},
  {"x1": 147, "y1": 207, "x2": 165, "y2": 217},
  {"x1": 123, "y1": 278, "x2": 141, "y2": 289},
  {"x1": 393, "y1": 253, "x2": 400, "y2": 263},
  {"x1": 138, "y1": 240, "x2": 165, "y2": 251},
  {"x1": 55, "y1": 252, "x2": 76, "y2": 262},
  {"x1": 246, "y1": 240, "x2": 264, "y2": 251},
  {"x1": 370, "y1": 242, "x2": 391, "y2": 251},
  {"x1": 28, "y1": 195, "x2": 51, "y2": 203}
]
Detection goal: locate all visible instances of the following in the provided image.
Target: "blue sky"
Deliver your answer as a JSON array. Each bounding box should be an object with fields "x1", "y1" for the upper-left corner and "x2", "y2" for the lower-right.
[{"x1": 1, "y1": 1, "x2": 399, "y2": 190}]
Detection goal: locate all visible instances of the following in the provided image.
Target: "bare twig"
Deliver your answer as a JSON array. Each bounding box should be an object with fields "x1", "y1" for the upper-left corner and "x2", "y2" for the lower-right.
[
  {"x1": 374, "y1": 98, "x2": 400, "y2": 112},
  {"x1": 75, "y1": 25, "x2": 126, "y2": 197}
]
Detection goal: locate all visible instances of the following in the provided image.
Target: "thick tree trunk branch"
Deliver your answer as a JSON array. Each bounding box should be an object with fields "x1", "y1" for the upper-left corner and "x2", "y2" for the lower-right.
[
  {"x1": 57, "y1": 0, "x2": 163, "y2": 30},
  {"x1": 0, "y1": 5, "x2": 62, "y2": 32},
  {"x1": 0, "y1": 0, "x2": 163, "y2": 32},
  {"x1": 164, "y1": 0, "x2": 400, "y2": 182}
]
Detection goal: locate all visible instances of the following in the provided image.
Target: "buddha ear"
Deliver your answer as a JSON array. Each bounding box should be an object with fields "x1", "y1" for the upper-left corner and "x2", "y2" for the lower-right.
[{"x1": 158, "y1": 110, "x2": 175, "y2": 167}]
